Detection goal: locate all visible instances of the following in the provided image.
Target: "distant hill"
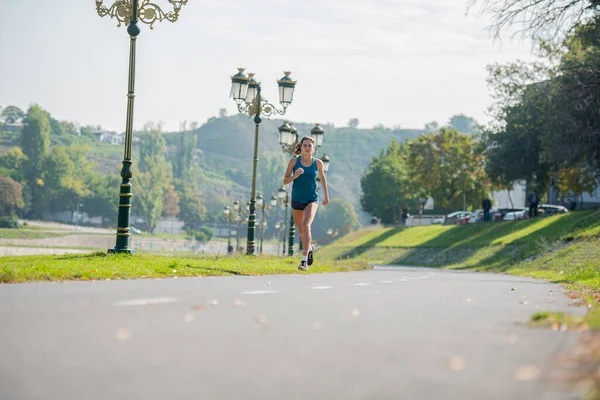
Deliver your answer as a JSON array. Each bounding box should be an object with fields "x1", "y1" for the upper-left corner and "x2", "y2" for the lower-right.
[{"x1": 172, "y1": 114, "x2": 424, "y2": 221}]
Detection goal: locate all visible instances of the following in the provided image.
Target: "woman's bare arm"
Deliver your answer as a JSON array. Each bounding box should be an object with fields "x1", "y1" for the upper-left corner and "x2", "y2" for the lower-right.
[
  {"x1": 317, "y1": 159, "x2": 329, "y2": 205},
  {"x1": 283, "y1": 158, "x2": 300, "y2": 185}
]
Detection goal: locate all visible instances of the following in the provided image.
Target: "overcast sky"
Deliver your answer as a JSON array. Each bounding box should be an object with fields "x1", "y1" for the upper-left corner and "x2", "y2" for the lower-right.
[{"x1": 0, "y1": 0, "x2": 537, "y2": 132}]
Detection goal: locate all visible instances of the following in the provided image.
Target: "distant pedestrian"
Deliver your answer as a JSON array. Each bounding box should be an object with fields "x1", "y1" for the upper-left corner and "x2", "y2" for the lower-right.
[
  {"x1": 283, "y1": 136, "x2": 329, "y2": 271},
  {"x1": 401, "y1": 205, "x2": 410, "y2": 226},
  {"x1": 528, "y1": 191, "x2": 539, "y2": 218},
  {"x1": 482, "y1": 197, "x2": 492, "y2": 221}
]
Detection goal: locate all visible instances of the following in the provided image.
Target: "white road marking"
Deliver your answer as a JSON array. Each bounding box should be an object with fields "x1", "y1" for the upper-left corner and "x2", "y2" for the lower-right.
[
  {"x1": 309, "y1": 286, "x2": 334, "y2": 290},
  {"x1": 242, "y1": 290, "x2": 278, "y2": 295},
  {"x1": 397, "y1": 279, "x2": 409, "y2": 282},
  {"x1": 114, "y1": 297, "x2": 179, "y2": 306},
  {"x1": 380, "y1": 280, "x2": 393, "y2": 283},
  {"x1": 352, "y1": 283, "x2": 371, "y2": 286}
]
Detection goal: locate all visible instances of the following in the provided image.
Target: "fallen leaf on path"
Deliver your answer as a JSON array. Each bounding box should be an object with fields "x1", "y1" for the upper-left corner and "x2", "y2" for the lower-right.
[
  {"x1": 506, "y1": 334, "x2": 518, "y2": 344},
  {"x1": 513, "y1": 365, "x2": 539, "y2": 381},
  {"x1": 191, "y1": 304, "x2": 204, "y2": 310},
  {"x1": 447, "y1": 356, "x2": 466, "y2": 371},
  {"x1": 116, "y1": 328, "x2": 132, "y2": 341},
  {"x1": 350, "y1": 309, "x2": 360, "y2": 317}
]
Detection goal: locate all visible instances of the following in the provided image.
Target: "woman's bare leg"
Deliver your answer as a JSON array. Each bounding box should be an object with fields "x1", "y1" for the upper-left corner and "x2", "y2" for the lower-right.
[
  {"x1": 301, "y1": 203, "x2": 319, "y2": 256},
  {"x1": 292, "y1": 209, "x2": 304, "y2": 249}
]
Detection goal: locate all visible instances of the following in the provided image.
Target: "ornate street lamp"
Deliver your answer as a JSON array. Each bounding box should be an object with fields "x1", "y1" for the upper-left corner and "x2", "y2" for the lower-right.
[
  {"x1": 256, "y1": 194, "x2": 275, "y2": 255},
  {"x1": 274, "y1": 221, "x2": 281, "y2": 255},
  {"x1": 96, "y1": 0, "x2": 188, "y2": 254},
  {"x1": 232, "y1": 200, "x2": 240, "y2": 251},
  {"x1": 310, "y1": 123, "x2": 324, "y2": 148},
  {"x1": 230, "y1": 68, "x2": 296, "y2": 256},
  {"x1": 320, "y1": 153, "x2": 331, "y2": 173},
  {"x1": 278, "y1": 121, "x2": 296, "y2": 154},
  {"x1": 278, "y1": 186, "x2": 295, "y2": 256}
]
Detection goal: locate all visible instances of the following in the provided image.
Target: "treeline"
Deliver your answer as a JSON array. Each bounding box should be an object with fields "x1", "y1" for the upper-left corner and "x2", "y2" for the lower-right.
[
  {"x1": 0, "y1": 105, "x2": 207, "y2": 233},
  {"x1": 483, "y1": 16, "x2": 600, "y2": 201},
  {"x1": 360, "y1": 128, "x2": 489, "y2": 224},
  {"x1": 362, "y1": 12, "x2": 600, "y2": 224}
]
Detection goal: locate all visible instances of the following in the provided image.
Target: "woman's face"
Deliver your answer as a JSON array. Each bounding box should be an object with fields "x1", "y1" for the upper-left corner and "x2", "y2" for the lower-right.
[{"x1": 301, "y1": 139, "x2": 314, "y2": 155}]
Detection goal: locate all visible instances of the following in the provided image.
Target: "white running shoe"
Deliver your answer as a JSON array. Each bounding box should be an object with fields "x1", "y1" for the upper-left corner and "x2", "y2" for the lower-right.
[{"x1": 298, "y1": 260, "x2": 308, "y2": 271}]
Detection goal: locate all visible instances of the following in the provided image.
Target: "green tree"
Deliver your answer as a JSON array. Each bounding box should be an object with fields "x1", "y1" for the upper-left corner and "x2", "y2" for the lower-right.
[
  {"x1": 176, "y1": 182, "x2": 206, "y2": 232},
  {"x1": 483, "y1": 59, "x2": 554, "y2": 194},
  {"x1": 315, "y1": 198, "x2": 359, "y2": 239},
  {"x1": 555, "y1": 163, "x2": 597, "y2": 205},
  {"x1": 259, "y1": 152, "x2": 286, "y2": 200},
  {"x1": 1, "y1": 105, "x2": 24, "y2": 125},
  {"x1": 0, "y1": 175, "x2": 24, "y2": 216},
  {"x1": 0, "y1": 148, "x2": 27, "y2": 182},
  {"x1": 162, "y1": 184, "x2": 180, "y2": 218},
  {"x1": 447, "y1": 114, "x2": 480, "y2": 134},
  {"x1": 40, "y1": 146, "x2": 91, "y2": 215},
  {"x1": 49, "y1": 117, "x2": 77, "y2": 137},
  {"x1": 133, "y1": 128, "x2": 170, "y2": 234},
  {"x1": 424, "y1": 121, "x2": 439, "y2": 132},
  {"x1": 21, "y1": 104, "x2": 51, "y2": 217},
  {"x1": 172, "y1": 131, "x2": 195, "y2": 179},
  {"x1": 404, "y1": 129, "x2": 491, "y2": 211},
  {"x1": 85, "y1": 173, "x2": 120, "y2": 223},
  {"x1": 347, "y1": 118, "x2": 359, "y2": 128},
  {"x1": 541, "y1": 18, "x2": 600, "y2": 175},
  {"x1": 360, "y1": 139, "x2": 412, "y2": 224}
]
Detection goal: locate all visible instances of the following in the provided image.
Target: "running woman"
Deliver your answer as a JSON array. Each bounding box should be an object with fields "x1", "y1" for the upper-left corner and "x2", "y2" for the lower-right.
[{"x1": 283, "y1": 135, "x2": 329, "y2": 271}]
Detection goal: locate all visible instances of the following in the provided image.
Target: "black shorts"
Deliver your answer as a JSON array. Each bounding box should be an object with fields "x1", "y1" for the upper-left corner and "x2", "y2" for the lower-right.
[{"x1": 291, "y1": 200, "x2": 317, "y2": 210}]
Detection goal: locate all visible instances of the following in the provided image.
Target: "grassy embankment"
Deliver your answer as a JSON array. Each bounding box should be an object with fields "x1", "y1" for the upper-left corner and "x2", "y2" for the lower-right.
[{"x1": 319, "y1": 209, "x2": 600, "y2": 328}]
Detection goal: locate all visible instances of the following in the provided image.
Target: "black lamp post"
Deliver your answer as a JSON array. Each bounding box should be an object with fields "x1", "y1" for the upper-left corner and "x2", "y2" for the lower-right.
[
  {"x1": 96, "y1": 0, "x2": 188, "y2": 254},
  {"x1": 230, "y1": 69, "x2": 296, "y2": 256},
  {"x1": 277, "y1": 187, "x2": 289, "y2": 255},
  {"x1": 256, "y1": 195, "x2": 264, "y2": 254},
  {"x1": 274, "y1": 221, "x2": 282, "y2": 255},
  {"x1": 223, "y1": 206, "x2": 233, "y2": 254},
  {"x1": 233, "y1": 200, "x2": 240, "y2": 251}
]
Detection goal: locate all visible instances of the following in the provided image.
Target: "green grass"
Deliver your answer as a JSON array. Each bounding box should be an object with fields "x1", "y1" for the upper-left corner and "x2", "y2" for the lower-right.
[
  {"x1": 0, "y1": 228, "x2": 72, "y2": 239},
  {"x1": 0, "y1": 252, "x2": 370, "y2": 283},
  {"x1": 319, "y1": 209, "x2": 600, "y2": 329}
]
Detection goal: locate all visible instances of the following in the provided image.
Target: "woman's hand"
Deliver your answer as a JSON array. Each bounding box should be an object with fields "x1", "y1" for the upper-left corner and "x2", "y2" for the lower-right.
[
  {"x1": 293, "y1": 168, "x2": 304, "y2": 179},
  {"x1": 322, "y1": 194, "x2": 329, "y2": 205}
]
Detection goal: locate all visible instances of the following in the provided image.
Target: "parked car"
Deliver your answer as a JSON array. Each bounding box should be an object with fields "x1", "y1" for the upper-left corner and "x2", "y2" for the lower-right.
[
  {"x1": 431, "y1": 216, "x2": 445, "y2": 225},
  {"x1": 444, "y1": 211, "x2": 476, "y2": 225},
  {"x1": 503, "y1": 208, "x2": 529, "y2": 221},
  {"x1": 538, "y1": 204, "x2": 569, "y2": 216},
  {"x1": 494, "y1": 208, "x2": 525, "y2": 221}
]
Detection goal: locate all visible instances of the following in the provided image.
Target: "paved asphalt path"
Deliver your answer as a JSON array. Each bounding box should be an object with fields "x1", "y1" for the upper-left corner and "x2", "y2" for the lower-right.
[{"x1": 0, "y1": 266, "x2": 587, "y2": 400}]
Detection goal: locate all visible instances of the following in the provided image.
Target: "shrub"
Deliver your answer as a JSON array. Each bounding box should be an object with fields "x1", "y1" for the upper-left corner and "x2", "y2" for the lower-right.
[
  {"x1": 187, "y1": 226, "x2": 214, "y2": 243},
  {"x1": 0, "y1": 215, "x2": 20, "y2": 228}
]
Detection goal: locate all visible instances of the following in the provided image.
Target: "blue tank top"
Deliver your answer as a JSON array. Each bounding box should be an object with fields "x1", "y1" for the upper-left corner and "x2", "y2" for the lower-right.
[{"x1": 292, "y1": 156, "x2": 319, "y2": 203}]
